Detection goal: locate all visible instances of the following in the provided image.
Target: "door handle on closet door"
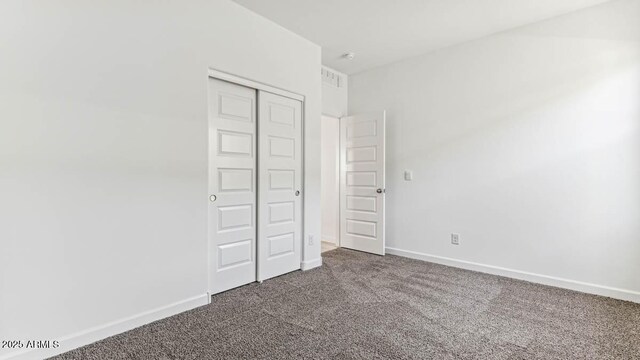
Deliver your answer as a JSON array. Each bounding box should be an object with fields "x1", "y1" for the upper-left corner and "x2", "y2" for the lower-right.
[
  {"x1": 376, "y1": 188, "x2": 383, "y2": 194},
  {"x1": 295, "y1": 190, "x2": 300, "y2": 196},
  {"x1": 209, "y1": 194, "x2": 217, "y2": 202}
]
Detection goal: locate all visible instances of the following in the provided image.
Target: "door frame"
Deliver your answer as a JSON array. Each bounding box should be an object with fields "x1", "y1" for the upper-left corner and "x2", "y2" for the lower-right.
[{"x1": 207, "y1": 68, "x2": 305, "y2": 297}]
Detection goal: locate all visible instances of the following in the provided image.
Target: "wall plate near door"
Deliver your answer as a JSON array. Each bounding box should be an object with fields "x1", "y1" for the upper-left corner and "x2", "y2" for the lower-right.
[{"x1": 451, "y1": 233, "x2": 460, "y2": 245}]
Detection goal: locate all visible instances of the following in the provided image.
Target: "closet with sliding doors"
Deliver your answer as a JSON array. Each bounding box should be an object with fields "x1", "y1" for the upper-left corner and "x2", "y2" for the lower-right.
[{"x1": 207, "y1": 75, "x2": 303, "y2": 294}]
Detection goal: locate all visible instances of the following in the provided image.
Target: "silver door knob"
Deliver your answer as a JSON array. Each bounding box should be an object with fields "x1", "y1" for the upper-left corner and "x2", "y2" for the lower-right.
[
  {"x1": 209, "y1": 194, "x2": 217, "y2": 202},
  {"x1": 295, "y1": 190, "x2": 300, "y2": 196},
  {"x1": 376, "y1": 188, "x2": 383, "y2": 194}
]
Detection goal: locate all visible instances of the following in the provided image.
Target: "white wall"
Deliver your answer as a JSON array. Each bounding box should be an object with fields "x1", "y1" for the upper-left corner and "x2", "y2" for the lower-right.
[
  {"x1": 0, "y1": 1, "x2": 321, "y2": 358},
  {"x1": 321, "y1": 116, "x2": 340, "y2": 244},
  {"x1": 322, "y1": 66, "x2": 348, "y2": 117},
  {"x1": 350, "y1": 0, "x2": 640, "y2": 300}
]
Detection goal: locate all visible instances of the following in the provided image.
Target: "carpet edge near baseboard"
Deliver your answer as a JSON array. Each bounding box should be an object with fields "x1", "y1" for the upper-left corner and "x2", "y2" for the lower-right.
[{"x1": 385, "y1": 247, "x2": 640, "y2": 304}]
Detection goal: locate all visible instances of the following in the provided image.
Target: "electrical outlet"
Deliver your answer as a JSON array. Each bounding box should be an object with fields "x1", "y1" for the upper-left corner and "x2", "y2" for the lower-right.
[
  {"x1": 404, "y1": 170, "x2": 413, "y2": 181},
  {"x1": 308, "y1": 235, "x2": 315, "y2": 246},
  {"x1": 451, "y1": 233, "x2": 460, "y2": 245}
]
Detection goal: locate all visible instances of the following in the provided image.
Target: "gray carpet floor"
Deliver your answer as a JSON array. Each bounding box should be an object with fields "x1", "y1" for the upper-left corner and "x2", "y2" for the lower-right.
[{"x1": 53, "y1": 249, "x2": 640, "y2": 359}]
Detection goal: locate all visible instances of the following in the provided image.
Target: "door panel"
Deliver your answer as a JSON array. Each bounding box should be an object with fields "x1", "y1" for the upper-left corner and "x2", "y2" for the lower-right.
[
  {"x1": 340, "y1": 112, "x2": 386, "y2": 255},
  {"x1": 258, "y1": 91, "x2": 302, "y2": 281},
  {"x1": 208, "y1": 78, "x2": 257, "y2": 294}
]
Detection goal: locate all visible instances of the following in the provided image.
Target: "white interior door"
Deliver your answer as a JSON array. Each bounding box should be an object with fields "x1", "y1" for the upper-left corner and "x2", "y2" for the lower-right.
[
  {"x1": 208, "y1": 78, "x2": 257, "y2": 294},
  {"x1": 258, "y1": 91, "x2": 303, "y2": 281},
  {"x1": 340, "y1": 112, "x2": 386, "y2": 255}
]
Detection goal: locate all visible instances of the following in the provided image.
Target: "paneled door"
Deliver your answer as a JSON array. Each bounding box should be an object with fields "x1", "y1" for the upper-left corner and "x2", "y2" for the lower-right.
[
  {"x1": 208, "y1": 78, "x2": 257, "y2": 294},
  {"x1": 340, "y1": 112, "x2": 386, "y2": 255},
  {"x1": 257, "y1": 91, "x2": 303, "y2": 281}
]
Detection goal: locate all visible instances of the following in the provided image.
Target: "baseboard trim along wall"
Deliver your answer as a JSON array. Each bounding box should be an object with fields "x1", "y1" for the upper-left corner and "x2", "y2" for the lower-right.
[
  {"x1": 386, "y1": 247, "x2": 640, "y2": 304},
  {"x1": 1, "y1": 294, "x2": 209, "y2": 360},
  {"x1": 301, "y1": 258, "x2": 323, "y2": 271},
  {"x1": 321, "y1": 235, "x2": 337, "y2": 244}
]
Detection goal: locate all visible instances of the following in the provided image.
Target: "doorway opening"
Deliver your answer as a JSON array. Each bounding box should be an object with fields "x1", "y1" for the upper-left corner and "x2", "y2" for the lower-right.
[
  {"x1": 321, "y1": 115, "x2": 340, "y2": 253},
  {"x1": 321, "y1": 112, "x2": 387, "y2": 255}
]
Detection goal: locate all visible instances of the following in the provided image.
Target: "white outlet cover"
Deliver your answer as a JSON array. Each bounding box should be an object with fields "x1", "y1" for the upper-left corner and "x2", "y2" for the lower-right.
[
  {"x1": 451, "y1": 234, "x2": 460, "y2": 245},
  {"x1": 404, "y1": 170, "x2": 413, "y2": 181}
]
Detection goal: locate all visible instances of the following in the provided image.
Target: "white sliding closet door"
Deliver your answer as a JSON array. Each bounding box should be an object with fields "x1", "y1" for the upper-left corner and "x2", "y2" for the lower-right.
[
  {"x1": 208, "y1": 78, "x2": 257, "y2": 294},
  {"x1": 258, "y1": 91, "x2": 303, "y2": 281}
]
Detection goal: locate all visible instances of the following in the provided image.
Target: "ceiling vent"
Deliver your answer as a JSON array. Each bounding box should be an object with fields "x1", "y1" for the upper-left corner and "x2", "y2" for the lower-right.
[{"x1": 321, "y1": 67, "x2": 344, "y2": 88}]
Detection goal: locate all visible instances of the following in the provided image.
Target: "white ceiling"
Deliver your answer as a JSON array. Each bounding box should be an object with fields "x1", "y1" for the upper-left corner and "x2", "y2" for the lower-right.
[{"x1": 233, "y1": 0, "x2": 612, "y2": 74}]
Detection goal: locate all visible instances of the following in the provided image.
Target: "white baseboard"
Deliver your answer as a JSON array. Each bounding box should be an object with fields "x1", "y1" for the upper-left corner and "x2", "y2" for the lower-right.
[
  {"x1": 1, "y1": 294, "x2": 209, "y2": 360},
  {"x1": 386, "y1": 247, "x2": 640, "y2": 304},
  {"x1": 321, "y1": 235, "x2": 337, "y2": 244},
  {"x1": 301, "y1": 257, "x2": 322, "y2": 271}
]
